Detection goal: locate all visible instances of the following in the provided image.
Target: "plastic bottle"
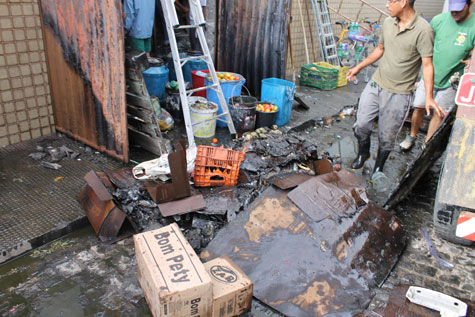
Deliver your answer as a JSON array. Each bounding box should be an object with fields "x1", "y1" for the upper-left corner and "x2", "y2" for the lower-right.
[{"x1": 371, "y1": 171, "x2": 390, "y2": 193}]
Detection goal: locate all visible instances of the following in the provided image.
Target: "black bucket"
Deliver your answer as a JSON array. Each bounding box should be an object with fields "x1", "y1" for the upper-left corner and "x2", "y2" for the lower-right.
[
  {"x1": 229, "y1": 96, "x2": 258, "y2": 133},
  {"x1": 255, "y1": 101, "x2": 279, "y2": 128}
]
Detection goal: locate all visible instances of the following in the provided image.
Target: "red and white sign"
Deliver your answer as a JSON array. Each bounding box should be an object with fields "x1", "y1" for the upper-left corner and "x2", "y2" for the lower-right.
[
  {"x1": 455, "y1": 211, "x2": 475, "y2": 241},
  {"x1": 455, "y1": 73, "x2": 475, "y2": 107}
]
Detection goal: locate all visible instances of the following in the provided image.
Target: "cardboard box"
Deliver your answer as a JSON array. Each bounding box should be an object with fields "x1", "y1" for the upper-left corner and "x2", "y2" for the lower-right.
[
  {"x1": 134, "y1": 223, "x2": 212, "y2": 316},
  {"x1": 204, "y1": 256, "x2": 253, "y2": 317}
]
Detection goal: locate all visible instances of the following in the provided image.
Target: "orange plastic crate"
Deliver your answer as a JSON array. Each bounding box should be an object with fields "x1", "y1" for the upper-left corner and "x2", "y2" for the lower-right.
[{"x1": 193, "y1": 145, "x2": 246, "y2": 187}]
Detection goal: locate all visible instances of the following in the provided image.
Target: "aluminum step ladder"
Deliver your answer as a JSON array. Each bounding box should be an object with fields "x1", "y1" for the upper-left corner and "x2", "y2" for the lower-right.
[
  {"x1": 161, "y1": 0, "x2": 236, "y2": 148},
  {"x1": 311, "y1": 0, "x2": 340, "y2": 66}
]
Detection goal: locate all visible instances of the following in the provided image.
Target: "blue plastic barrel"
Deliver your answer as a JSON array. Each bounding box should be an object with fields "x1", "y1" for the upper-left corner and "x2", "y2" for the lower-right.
[
  {"x1": 143, "y1": 66, "x2": 169, "y2": 104},
  {"x1": 205, "y1": 73, "x2": 245, "y2": 127},
  {"x1": 167, "y1": 53, "x2": 187, "y2": 81},
  {"x1": 183, "y1": 53, "x2": 208, "y2": 84},
  {"x1": 260, "y1": 78, "x2": 295, "y2": 127}
]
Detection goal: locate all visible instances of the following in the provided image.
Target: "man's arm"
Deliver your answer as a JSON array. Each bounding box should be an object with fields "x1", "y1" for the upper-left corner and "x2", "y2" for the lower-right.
[
  {"x1": 421, "y1": 56, "x2": 446, "y2": 117},
  {"x1": 347, "y1": 43, "x2": 384, "y2": 82},
  {"x1": 123, "y1": 0, "x2": 135, "y2": 32}
]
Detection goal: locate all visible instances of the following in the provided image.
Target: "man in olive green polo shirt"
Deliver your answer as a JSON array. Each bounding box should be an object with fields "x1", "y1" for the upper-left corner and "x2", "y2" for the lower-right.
[{"x1": 346, "y1": 0, "x2": 444, "y2": 177}]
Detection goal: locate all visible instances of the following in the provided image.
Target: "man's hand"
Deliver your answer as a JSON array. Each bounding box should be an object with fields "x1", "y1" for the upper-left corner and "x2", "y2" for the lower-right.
[
  {"x1": 347, "y1": 67, "x2": 360, "y2": 82},
  {"x1": 425, "y1": 97, "x2": 446, "y2": 117}
]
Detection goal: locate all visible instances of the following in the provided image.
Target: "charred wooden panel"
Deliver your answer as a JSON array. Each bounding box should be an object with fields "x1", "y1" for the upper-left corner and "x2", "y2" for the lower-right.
[
  {"x1": 216, "y1": 0, "x2": 291, "y2": 96},
  {"x1": 40, "y1": 0, "x2": 128, "y2": 162}
]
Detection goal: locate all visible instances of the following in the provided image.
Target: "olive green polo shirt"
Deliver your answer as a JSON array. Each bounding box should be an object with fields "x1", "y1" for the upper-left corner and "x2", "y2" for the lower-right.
[{"x1": 373, "y1": 14, "x2": 434, "y2": 94}]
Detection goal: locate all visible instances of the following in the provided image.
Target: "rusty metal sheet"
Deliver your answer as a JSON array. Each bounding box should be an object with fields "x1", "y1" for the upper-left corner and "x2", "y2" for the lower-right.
[
  {"x1": 158, "y1": 195, "x2": 206, "y2": 217},
  {"x1": 363, "y1": 285, "x2": 475, "y2": 317},
  {"x1": 104, "y1": 167, "x2": 136, "y2": 189},
  {"x1": 216, "y1": 0, "x2": 291, "y2": 96},
  {"x1": 272, "y1": 173, "x2": 313, "y2": 190},
  {"x1": 40, "y1": 0, "x2": 128, "y2": 162},
  {"x1": 78, "y1": 170, "x2": 127, "y2": 238},
  {"x1": 288, "y1": 170, "x2": 369, "y2": 222},
  {"x1": 384, "y1": 108, "x2": 455, "y2": 209},
  {"x1": 202, "y1": 180, "x2": 406, "y2": 316}
]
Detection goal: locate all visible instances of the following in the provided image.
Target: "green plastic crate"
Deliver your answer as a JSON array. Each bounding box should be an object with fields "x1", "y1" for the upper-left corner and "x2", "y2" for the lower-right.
[{"x1": 300, "y1": 63, "x2": 339, "y2": 90}]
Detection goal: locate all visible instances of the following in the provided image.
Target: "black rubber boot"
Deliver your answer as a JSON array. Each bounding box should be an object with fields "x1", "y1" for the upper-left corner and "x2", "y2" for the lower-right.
[
  {"x1": 372, "y1": 148, "x2": 391, "y2": 174},
  {"x1": 351, "y1": 138, "x2": 371, "y2": 169}
]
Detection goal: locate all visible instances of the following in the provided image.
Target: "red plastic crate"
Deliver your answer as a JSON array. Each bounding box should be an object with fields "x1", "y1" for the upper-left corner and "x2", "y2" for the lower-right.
[{"x1": 193, "y1": 145, "x2": 246, "y2": 187}]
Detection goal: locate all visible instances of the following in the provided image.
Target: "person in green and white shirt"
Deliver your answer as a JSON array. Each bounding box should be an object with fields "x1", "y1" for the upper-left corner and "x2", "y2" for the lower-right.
[{"x1": 400, "y1": 0, "x2": 475, "y2": 151}]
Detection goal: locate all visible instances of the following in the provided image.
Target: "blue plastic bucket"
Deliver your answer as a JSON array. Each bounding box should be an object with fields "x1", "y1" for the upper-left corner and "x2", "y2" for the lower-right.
[
  {"x1": 143, "y1": 66, "x2": 169, "y2": 104},
  {"x1": 260, "y1": 78, "x2": 295, "y2": 127},
  {"x1": 205, "y1": 73, "x2": 245, "y2": 127}
]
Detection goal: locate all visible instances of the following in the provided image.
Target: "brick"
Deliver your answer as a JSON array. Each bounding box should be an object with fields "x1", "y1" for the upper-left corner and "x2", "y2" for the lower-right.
[
  {"x1": 42, "y1": 126, "x2": 51, "y2": 134},
  {"x1": 9, "y1": 134, "x2": 20, "y2": 144},
  {"x1": 0, "y1": 126, "x2": 7, "y2": 137},
  {"x1": 38, "y1": 40, "x2": 43, "y2": 50},
  {"x1": 20, "y1": 65, "x2": 30, "y2": 76},
  {"x1": 12, "y1": 17, "x2": 24, "y2": 28},
  {"x1": 49, "y1": 115, "x2": 55, "y2": 124},
  {"x1": 0, "y1": 115, "x2": 3, "y2": 126},
  {"x1": 12, "y1": 89, "x2": 23, "y2": 100},
  {"x1": 31, "y1": 63, "x2": 41, "y2": 74},
  {"x1": 0, "y1": 68, "x2": 7, "y2": 79},
  {"x1": 10, "y1": 4, "x2": 22, "y2": 16},
  {"x1": 0, "y1": 137, "x2": 8, "y2": 147},
  {"x1": 40, "y1": 116, "x2": 49, "y2": 127},
  {"x1": 15, "y1": 101, "x2": 25, "y2": 110},
  {"x1": 19, "y1": 121, "x2": 29, "y2": 132},
  {"x1": 22, "y1": 4, "x2": 33, "y2": 15},
  {"x1": 26, "y1": 98, "x2": 36, "y2": 108},
  {"x1": 2, "y1": 30, "x2": 14, "y2": 42},
  {"x1": 8, "y1": 66, "x2": 20, "y2": 77},
  {"x1": 38, "y1": 106, "x2": 48, "y2": 116},
  {"x1": 4, "y1": 102, "x2": 14, "y2": 112},
  {"x1": 0, "y1": 18, "x2": 12, "y2": 29},
  {"x1": 20, "y1": 131, "x2": 31, "y2": 141},
  {"x1": 24, "y1": 87, "x2": 34, "y2": 97},
  {"x1": 37, "y1": 96, "x2": 46, "y2": 106},
  {"x1": 1, "y1": 90, "x2": 13, "y2": 102},
  {"x1": 11, "y1": 78, "x2": 21, "y2": 89},
  {"x1": 16, "y1": 41, "x2": 27, "y2": 53},
  {"x1": 35, "y1": 85, "x2": 45, "y2": 96},
  {"x1": 31, "y1": 128, "x2": 41, "y2": 138},
  {"x1": 37, "y1": 28, "x2": 43, "y2": 39},
  {"x1": 4, "y1": 43, "x2": 15, "y2": 54},
  {"x1": 0, "y1": 55, "x2": 5, "y2": 66},
  {"x1": 8, "y1": 124, "x2": 19, "y2": 134},
  {"x1": 29, "y1": 51, "x2": 39, "y2": 62},
  {"x1": 26, "y1": 28, "x2": 36, "y2": 40},
  {"x1": 0, "y1": 79, "x2": 10, "y2": 91},
  {"x1": 25, "y1": 17, "x2": 34, "y2": 28},
  {"x1": 19, "y1": 53, "x2": 29, "y2": 64},
  {"x1": 16, "y1": 110, "x2": 26, "y2": 121},
  {"x1": 48, "y1": 106, "x2": 53, "y2": 114},
  {"x1": 14, "y1": 29, "x2": 25, "y2": 41},
  {"x1": 35, "y1": 17, "x2": 41, "y2": 27},
  {"x1": 22, "y1": 76, "x2": 32, "y2": 86},
  {"x1": 0, "y1": 5, "x2": 8, "y2": 16},
  {"x1": 6, "y1": 113, "x2": 16, "y2": 124},
  {"x1": 6, "y1": 54, "x2": 18, "y2": 65},
  {"x1": 30, "y1": 118, "x2": 39, "y2": 129},
  {"x1": 33, "y1": 74, "x2": 43, "y2": 85},
  {"x1": 28, "y1": 109, "x2": 38, "y2": 119},
  {"x1": 33, "y1": 3, "x2": 39, "y2": 15}
]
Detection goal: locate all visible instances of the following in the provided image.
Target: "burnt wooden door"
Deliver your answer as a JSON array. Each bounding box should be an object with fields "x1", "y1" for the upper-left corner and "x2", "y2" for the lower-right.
[{"x1": 40, "y1": 0, "x2": 128, "y2": 162}]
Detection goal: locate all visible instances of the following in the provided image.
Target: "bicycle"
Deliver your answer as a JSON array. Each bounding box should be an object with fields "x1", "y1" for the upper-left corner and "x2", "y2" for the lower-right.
[
  {"x1": 336, "y1": 18, "x2": 381, "y2": 84},
  {"x1": 334, "y1": 20, "x2": 354, "y2": 68}
]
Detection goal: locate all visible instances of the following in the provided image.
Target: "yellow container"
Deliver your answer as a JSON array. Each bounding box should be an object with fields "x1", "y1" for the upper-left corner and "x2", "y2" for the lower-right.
[{"x1": 313, "y1": 62, "x2": 348, "y2": 87}]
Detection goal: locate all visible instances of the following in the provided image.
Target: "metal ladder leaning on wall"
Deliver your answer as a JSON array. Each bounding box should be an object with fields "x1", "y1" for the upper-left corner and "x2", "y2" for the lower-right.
[
  {"x1": 311, "y1": 0, "x2": 340, "y2": 66},
  {"x1": 161, "y1": 0, "x2": 236, "y2": 148}
]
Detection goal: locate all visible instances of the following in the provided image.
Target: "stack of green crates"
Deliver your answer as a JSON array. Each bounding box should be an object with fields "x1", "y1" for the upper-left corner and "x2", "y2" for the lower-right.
[{"x1": 300, "y1": 63, "x2": 339, "y2": 90}]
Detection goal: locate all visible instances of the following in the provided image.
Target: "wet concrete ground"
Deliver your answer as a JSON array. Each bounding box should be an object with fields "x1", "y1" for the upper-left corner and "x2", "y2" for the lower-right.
[{"x1": 1, "y1": 69, "x2": 474, "y2": 315}]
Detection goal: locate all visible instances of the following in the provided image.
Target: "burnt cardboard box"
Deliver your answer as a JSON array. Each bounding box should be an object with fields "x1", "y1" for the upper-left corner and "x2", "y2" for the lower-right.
[
  {"x1": 204, "y1": 256, "x2": 253, "y2": 317},
  {"x1": 134, "y1": 223, "x2": 212, "y2": 317}
]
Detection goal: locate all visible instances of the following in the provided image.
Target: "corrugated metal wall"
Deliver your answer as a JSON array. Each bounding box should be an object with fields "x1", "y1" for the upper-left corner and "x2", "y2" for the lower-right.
[
  {"x1": 287, "y1": 0, "x2": 445, "y2": 77},
  {"x1": 40, "y1": 0, "x2": 128, "y2": 161},
  {"x1": 216, "y1": 0, "x2": 291, "y2": 97}
]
